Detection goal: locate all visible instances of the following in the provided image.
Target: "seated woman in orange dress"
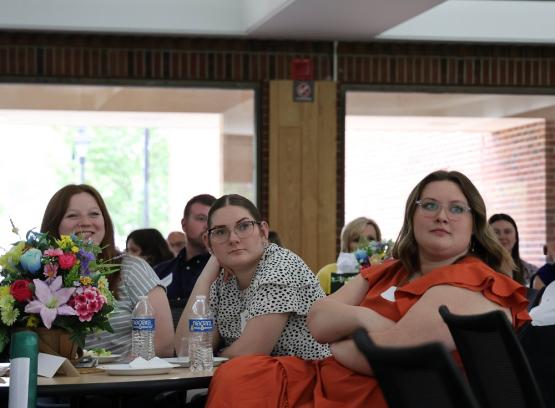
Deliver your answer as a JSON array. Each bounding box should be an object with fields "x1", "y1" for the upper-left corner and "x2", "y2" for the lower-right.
[{"x1": 206, "y1": 170, "x2": 530, "y2": 408}]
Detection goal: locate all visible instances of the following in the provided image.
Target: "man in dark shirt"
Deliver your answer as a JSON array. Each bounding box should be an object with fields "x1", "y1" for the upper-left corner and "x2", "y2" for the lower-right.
[{"x1": 155, "y1": 194, "x2": 216, "y2": 326}]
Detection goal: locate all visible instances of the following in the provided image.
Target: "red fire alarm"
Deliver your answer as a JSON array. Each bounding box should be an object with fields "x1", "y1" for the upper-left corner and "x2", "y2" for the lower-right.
[{"x1": 291, "y1": 58, "x2": 313, "y2": 81}]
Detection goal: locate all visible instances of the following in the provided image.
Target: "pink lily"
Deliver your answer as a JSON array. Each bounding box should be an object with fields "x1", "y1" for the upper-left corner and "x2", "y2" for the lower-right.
[{"x1": 24, "y1": 276, "x2": 76, "y2": 329}]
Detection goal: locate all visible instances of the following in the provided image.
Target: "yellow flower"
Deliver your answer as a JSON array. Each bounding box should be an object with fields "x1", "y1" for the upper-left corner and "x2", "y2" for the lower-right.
[
  {"x1": 370, "y1": 254, "x2": 384, "y2": 265},
  {"x1": 1, "y1": 307, "x2": 19, "y2": 326},
  {"x1": 0, "y1": 294, "x2": 15, "y2": 309},
  {"x1": 0, "y1": 287, "x2": 10, "y2": 297},
  {"x1": 97, "y1": 276, "x2": 113, "y2": 304},
  {"x1": 0, "y1": 241, "x2": 26, "y2": 271},
  {"x1": 80, "y1": 276, "x2": 93, "y2": 286},
  {"x1": 97, "y1": 276, "x2": 108, "y2": 290},
  {"x1": 56, "y1": 235, "x2": 74, "y2": 250},
  {"x1": 71, "y1": 246, "x2": 79, "y2": 253},
  {"x1": 26, "y1": 315, "x2": 39, "y2": 328}
]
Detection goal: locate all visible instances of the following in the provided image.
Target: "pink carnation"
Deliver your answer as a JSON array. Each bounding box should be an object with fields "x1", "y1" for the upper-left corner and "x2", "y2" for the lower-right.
[
  {"x1": 44, "y1": 248, "x2": 63, "y2": 257},
  {"x1": 70, "y1": 286, "x2": 106, "y2": 322},
  {"x1": 58, "y1": 253, "x2": 77, "y2": 270}
]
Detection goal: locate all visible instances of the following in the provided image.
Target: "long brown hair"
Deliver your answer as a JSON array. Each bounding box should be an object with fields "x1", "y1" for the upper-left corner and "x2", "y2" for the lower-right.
[
  {"x1": 392, "y1": 170, "x2": 514, "y2": 278},
  {"x1": 488, "y1": 213, "x2": 525, "y2": 284},
  {"x1": 40, "y1": 184, "x2": 122, "y2": 294}
]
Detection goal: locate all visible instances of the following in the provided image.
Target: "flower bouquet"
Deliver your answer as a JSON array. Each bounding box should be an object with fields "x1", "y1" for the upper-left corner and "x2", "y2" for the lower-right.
[
  {"x1": 330, "y1": 239, "x2": 395, "y2": 293},
  {"x1": 353, "y1": 238, "x2": 394, "y2": 269},
  {"x1": 0, "y1": 227, "x2": 118, "y2": 353}
]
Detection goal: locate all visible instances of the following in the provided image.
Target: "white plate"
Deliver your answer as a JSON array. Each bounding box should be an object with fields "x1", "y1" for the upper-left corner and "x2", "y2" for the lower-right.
[
  {"x1": 99, "y1": 363, "x2": 179, "y2": 376},
  {"x1": 95, "y1": 354, "x2": 122, "y2": 364},
  {"x1": 163, "y1": 357, "x2": 228, "y2": 367}
]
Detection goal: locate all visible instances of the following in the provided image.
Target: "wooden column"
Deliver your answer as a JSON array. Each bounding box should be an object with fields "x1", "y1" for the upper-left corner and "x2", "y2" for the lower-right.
[{"x1": 269, "y1": 80, "x2": 337, "y2": 272}]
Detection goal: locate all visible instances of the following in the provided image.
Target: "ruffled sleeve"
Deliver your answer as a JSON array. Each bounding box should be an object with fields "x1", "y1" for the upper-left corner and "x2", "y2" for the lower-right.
[
  {"x1": 246, "y1": 244, "x2": 325, "y2": 319},
  {"x1": 396, "y1": 257, "x2": 530, "y2": 329}
]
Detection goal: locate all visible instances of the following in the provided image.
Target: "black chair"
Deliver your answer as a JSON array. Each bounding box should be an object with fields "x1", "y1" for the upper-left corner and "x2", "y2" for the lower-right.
[
  {"x1": 439, "y1": 305, "x2": 545, "y2": 408},
  {"x1": 352, "y1": 329, "x2": 480, "y2": 408}
]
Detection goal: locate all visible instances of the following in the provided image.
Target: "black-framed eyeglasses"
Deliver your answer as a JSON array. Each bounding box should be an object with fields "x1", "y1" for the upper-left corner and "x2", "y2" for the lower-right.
[
  {"x1": 207, "y1": 220, "x2": 261, "y2": 243},
  {"x1": 415, "y1": 199, "x2": 472, "y2": 220}
]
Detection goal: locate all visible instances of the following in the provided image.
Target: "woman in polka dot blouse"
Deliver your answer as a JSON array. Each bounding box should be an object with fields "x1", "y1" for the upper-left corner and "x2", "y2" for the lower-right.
[{"x1": 174, "y1": 194, "x2": 331, "y2": 361}]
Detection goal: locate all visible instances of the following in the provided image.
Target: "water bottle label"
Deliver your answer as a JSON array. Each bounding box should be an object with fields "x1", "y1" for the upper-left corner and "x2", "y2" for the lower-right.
[
  {"x1": 189, "y1": 318, "x2": 213, "y2": 332},
  {"x1": 132, "y1": 317, "x2": 155, "y2": 331}
]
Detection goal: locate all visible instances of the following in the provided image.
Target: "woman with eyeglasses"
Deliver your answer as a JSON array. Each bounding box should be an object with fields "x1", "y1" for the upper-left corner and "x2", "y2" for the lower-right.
[
  {"x1": 174, "y1": 194, "x2": 330, "y2": 361},
  {"x1": 205, "y1": 171, "x2": 530, "y2": 408}
]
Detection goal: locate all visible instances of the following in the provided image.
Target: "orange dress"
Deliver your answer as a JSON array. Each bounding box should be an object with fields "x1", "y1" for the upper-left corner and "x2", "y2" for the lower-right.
[{"x1": 206, "y1": 257, "x2": 530, "y2": 408}]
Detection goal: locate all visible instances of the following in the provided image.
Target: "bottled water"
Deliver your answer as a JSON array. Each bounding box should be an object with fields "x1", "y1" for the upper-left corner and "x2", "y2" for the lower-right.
[
  {"x1": 188, "y1": 295, "x2": 214, "y2": 372},
  {"x1": 131, "y1": 295, "x2": 156, "y2": 360}
]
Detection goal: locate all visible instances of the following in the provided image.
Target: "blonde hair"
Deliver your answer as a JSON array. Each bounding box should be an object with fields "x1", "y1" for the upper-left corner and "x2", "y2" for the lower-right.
[
  {"x1": 392, "y1": 170, "x2": 514, "y2": 277},
  {"x1": 340, "y1": 217, "x2": 382, "y2": 252}
]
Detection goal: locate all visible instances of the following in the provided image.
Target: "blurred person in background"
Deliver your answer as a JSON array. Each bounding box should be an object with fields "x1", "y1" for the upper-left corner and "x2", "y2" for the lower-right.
[
  {"x1": 268, "y1": 230, "x2": 282, "y2": 246},
  {"x1": 166, "y1": 231, "x2": 187, "y2": 257},
  {"x1": 489, "y1": 213, "x2": 538, "y2": 285},
  {"x1": 126, "y1": 228, "x2": 174, "y2": 267},
  {"x1": 155, "y1": 194, "x2": 216, "y2": 327},
  {"x1": 340, "y1": 217, "x2": 382, "y2": 253}
]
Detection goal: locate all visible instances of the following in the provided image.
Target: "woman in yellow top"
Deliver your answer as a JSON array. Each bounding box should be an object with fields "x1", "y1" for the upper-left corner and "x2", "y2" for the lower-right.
[{"x1": 317, "y1": 217, "x2": 382, "y2": 294}]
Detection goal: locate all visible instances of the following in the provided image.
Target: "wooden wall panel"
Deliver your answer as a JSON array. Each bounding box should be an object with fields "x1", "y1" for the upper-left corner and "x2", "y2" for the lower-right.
[
  {"x1": 316, "y1": 81, "x2": 338, "y2": 269},
  {"x1": 269, "y1": 80, "x2": 337, "y2": 272}
]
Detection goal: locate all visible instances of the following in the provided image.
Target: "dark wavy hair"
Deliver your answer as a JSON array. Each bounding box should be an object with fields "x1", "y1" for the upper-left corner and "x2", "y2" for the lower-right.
[
  {"x1": 392, "y1": 170, "x2": 514, "y2": 278},
  {"x1": 207, "y1": 194, "x2": 262, "y2": 228},
  {"x1": 488, "y1": 213, "x2": 525, "y2": 284},
  {"x1": 40, "y1": 184, "x2": 123, "y2": 294},
  {"x1": 126, "y1": 228, "x2": 174, "y2": 267}
]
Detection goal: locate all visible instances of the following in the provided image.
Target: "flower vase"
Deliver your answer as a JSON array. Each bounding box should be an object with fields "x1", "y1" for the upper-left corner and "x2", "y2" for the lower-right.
[{"x1": 32, "y1": 327, "x2": 81, "y2": 363}]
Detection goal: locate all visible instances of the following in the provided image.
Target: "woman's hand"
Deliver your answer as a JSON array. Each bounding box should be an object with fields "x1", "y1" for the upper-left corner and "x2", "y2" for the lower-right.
[
  {"x1": 308, "y1": 299, "x2": 394, "y2": 343},
  {"x1": 173, "y1": 255, "x2": 223, "y2": 354},
  {"x1": 202, "y1": 254, "x2": 224, "y2": 283},
  {"x1": 308, "y1": 275, "x2": 394, "y2": 343},
  {"x1": 330, "y1": 338, "x2": 373, "y2": 375},
  {"x1": 219, "y1": 313, "x2": 289, "y2": 358}
]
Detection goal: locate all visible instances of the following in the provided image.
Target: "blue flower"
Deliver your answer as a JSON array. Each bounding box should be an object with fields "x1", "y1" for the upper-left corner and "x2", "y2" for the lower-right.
[
  {"x1": 78, "y1": 249, "x2": 95, "y2": 275},
  {"x1": 354, "y1": 249, "x2": 368, "y2": 264},
  {"x1": 19, "y1": 248, "x2": 42, "y2": 274}
]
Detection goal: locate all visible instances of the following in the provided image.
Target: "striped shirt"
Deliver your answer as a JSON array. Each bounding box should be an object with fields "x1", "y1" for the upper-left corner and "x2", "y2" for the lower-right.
[{"x1": 86, "y1": 255, "x2": 163, "y2": 355}]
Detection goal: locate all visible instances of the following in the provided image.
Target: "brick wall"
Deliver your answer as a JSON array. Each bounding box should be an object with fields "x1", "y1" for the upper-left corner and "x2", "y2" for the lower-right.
[
  {"x1": 1, "y1": 32, "x2": 555, "y2": 256},
  {"x1": 482, "y1": 121, "x2": 547, "y2": 266}
]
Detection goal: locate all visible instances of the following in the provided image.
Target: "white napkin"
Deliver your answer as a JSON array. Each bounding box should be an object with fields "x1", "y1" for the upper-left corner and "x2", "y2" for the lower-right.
[
  {"x1": 336, "y1": 252, "x2": 359, "y2": 273},
  {"x1": 37, "y1": 353, "x2": 67, "y2": 378},
  {"x1": 530, "y1": 281, "x2": 555, "y2": 326},
  {"x1": 128, "y1": 356, "x2": 174, "y2": 369}
]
